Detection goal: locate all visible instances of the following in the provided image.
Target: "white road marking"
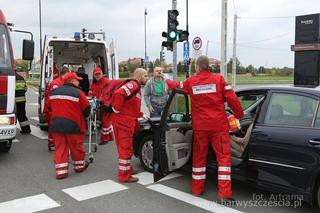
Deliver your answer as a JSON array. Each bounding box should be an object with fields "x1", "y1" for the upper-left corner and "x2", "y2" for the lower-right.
[
  {"x1": 26, "y1": 103, "x2": 39, "y2": 106},
  {"x1": 12, "y1": 139, "x2": 20, "y2": 143},
  {"x1": 17, "y1": 125, "x2": 47, "y2": 140},
  {"x1": 134, "y1": 171, "x2": 182, "y2": 185},
  {"x1": 147, "y1": 184, "x2": 244, "y2": 213},
  {"x1": 62, "y1": 180, "x2": 128, "y2": 201},
  {"x1": 0, "y1": 193, "x2": 60, "y2": 213},
  {"x1": 30, "y1": 117, "x2": 39, "y2": 121}
]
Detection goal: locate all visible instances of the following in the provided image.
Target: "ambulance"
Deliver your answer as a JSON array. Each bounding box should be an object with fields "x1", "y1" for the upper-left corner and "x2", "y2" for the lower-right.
[
  {"x1": 38, "y1": 30, "x2": 119, "y2": 129},
  {"x1": 0, "y1": 9, "x2": 34, "y2": 152}
]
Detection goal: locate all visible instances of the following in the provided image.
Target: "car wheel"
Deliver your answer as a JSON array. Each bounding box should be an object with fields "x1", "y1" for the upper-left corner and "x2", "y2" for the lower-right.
[
  {"x1": 138, "y1": 135, "x2": 154, "y2": 172},
  {"x1": 0, "y1": 140, "x2": 12, "y2": 153}
]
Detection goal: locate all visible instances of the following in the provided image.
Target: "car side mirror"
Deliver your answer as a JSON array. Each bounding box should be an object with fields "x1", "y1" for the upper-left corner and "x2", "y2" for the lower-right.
[{"x1": 22, "y1": 39, "x2": 34, "y2": 61}]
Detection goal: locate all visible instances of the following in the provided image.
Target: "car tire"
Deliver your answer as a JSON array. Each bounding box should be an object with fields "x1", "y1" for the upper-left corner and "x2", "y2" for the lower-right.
[
  {"x1": 138, "y1": 135, "x2": 154, "y2": 172},
  {"x1": 0, "y1": 140, "x2": 12, "y2": 153}
]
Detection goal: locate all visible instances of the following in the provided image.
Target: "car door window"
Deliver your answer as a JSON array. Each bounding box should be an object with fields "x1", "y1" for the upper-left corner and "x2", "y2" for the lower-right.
[
  {"x1": 167, "y1": 93, "x2": 188, "y2": 122},
  {"x1": 264, "y1": 93, "x2": 317, "y2": 127}
]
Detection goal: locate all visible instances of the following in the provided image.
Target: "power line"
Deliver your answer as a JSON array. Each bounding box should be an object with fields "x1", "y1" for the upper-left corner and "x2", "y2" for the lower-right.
[
  {"x1": 239, "y1": 16, "x2": 294, "y2": 19},
  {"x1": 236, "y1": 44, "x2": 289, "y2": 52},
  {"x1": 238, "y1": 32, "x2": 292, "y2": 44}
]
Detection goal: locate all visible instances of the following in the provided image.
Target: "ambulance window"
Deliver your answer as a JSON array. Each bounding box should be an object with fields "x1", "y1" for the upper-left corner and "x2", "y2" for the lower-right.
[{"x1": 0, "y1": 24, "x2": 12, "y2": 74}]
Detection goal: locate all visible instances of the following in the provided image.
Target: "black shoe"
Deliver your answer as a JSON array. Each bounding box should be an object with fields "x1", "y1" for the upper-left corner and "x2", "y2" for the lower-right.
[
  {"x1": 20, "y1": 130, "x2": 31, "y2": 134},
  {"x1": 219, "y1": 197, "x2": 235, "y2": 206}
]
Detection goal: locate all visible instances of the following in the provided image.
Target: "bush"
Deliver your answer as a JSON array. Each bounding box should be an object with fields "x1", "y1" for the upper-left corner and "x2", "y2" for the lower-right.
[{"x1": 119, "y1": 72, "x2": 130, "y2": 78}]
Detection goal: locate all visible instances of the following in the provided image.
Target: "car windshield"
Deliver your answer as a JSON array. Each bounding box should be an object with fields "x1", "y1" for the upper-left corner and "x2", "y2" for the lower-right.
[{"x1": 0, "y1": 24, "x2": 13, "y2": 75}]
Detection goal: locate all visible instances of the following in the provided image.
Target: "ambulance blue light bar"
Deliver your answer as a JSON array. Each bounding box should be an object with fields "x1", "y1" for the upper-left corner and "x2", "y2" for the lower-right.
[{"x1": 74, "y1": 32, "x2": 81, "y2": 40}]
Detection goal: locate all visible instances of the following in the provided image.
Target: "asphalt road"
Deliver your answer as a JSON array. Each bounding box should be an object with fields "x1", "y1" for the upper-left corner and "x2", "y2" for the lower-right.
[{"x1": 0, "y1": 86, "x2": 319, "y2": 213}]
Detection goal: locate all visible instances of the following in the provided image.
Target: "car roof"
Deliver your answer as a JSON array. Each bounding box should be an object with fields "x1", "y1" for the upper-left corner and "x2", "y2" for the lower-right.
[{"x1": 236, "y1": 85, "x2": 320, "y2": 97}]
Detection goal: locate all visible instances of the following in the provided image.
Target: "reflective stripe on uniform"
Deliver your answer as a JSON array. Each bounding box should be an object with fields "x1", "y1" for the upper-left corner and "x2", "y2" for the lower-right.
[
  {"x1": 112, "y1": 107, "x2": 120, "y2": 113},
  {"x1": 121, "y1": 85, "x2": 131, "y2": 96},
  {"x1": 15, "y1": 97, "x2": 26, "y2": 102},
  {"x1": 50, "y1": 95, "x2": 79, "y2": 102},
  {"x1": 74, "y1": 160, "x2": 85, "y2": 165},
  {"x1": 119, "y1": 159, "x2": 130, "y2": 164},
  {"x1": 218, "y1": 175, "x2": 231, "y2": 180},
  {"x1": 192, "y1": 174, "x2": 206, "y2": 180},
  {"x1": 55, "y1": 163, "x2": 68, "y2": 168},
  {"x1": 119, "y1": 165, "x2": 130, "y2": 171},
  {"x1": 192, "y1": 167, "x2": 206, "y2": 172},
  {"x1": 56, "y1": 170, "x2": 68, "y2": 175},
  {"x1": 218, "y1": 167, "x2": 231, "y2": 172},
  {"x1": 20, "y1": 120, "x2": 30, "y2": 127}
]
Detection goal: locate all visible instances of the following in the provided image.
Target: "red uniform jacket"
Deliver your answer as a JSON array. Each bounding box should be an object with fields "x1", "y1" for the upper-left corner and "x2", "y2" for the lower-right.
[
  {"x1": 182, "y1": 70, "x2": 244, "y2": 131},
  {"x1": 111, "y1": 80, "x2": 142, "y2": 132},
  {"x1": 49, "y1": 84, "x2": 91, "y2": 134},
  {"x1": 44, "y1": 76, "x2": 64, "y2": 115},
  {"x1": 89, "y1": 77, "x2": 110, "y2": 99}
]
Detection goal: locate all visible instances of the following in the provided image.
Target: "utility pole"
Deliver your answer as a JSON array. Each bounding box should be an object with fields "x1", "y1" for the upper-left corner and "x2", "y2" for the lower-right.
[
  {"x1": 221, "y1": 0, "x2": 228, "y2": 80},
  {"x1": 144, "y1": 8, "x2": 148, "y2": 70},
  {"x1": 172, "y1": 0, "x2": 177, "y2": 81},
  {"x1": 232, "y1": 14, "x2": 237, "y2": 87},
  {"x1": 206, "y1": 40, "x2": 210, "y2": 56},
  {"x1": 186, "y1": 0, "x2": 191, "y2": 77}
]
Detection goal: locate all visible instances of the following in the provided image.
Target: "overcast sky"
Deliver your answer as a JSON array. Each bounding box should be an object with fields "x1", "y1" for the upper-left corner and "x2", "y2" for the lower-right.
[{"x1": 2, "y1": 0, "x2": 320, "y2": 68}]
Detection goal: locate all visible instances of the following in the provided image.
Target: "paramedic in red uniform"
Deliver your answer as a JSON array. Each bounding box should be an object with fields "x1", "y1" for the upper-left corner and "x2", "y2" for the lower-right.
[
  {"x1": 44, "y1": 66, "x2": 70, "y2": 151},
  {"x1": 49, "y1": 72, "x2": 91, "y2": 179},
  {"x1": 181, "y1": 56, "x2": 243, "y2": 202},
  {"x1": 111, "y1": 68, "x2": 148, "y2": 183},
  {"x1": 88, "y1": 67, "x2": 110, "y2": 98}
]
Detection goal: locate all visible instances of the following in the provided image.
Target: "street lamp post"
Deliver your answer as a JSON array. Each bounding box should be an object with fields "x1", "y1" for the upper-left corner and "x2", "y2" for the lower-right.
[
  {"x1": 39, "y1": 0, "x2": 42, "y2": 61},
  {"x1": 144, "y1": 8, "x2": 148, "y2": 69}
]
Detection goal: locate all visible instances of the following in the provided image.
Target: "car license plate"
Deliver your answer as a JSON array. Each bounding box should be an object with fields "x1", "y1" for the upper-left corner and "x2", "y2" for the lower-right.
[{"x1": 0, "y1": 129, "x2": 15, "y2": 136}]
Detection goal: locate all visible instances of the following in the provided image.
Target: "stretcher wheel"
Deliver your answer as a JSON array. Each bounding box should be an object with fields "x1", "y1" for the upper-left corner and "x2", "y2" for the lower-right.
[
  {"x1": 94, "y1": 144, "x2": 98, "y2": 152},
  {"x1": 89, "y1": 153, "x2": 94, "y2": 163}
]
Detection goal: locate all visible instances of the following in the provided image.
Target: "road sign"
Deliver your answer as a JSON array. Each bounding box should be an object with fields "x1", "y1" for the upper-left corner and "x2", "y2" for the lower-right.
[
  {"x1": 192, "y1": 37, "x2": 202, "y2": 51},
  {"x1": 183, "y1": 41, "x2": 190, "y2": 61}
]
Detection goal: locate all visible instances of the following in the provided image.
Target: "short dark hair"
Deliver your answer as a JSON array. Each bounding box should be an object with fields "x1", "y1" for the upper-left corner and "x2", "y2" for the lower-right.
[
  {"x1": 196, "y1": 56, "x2": 209, "y2": 70},
  {"x1": 59, "y1": 66, "x2": 69, "y2": 76}
]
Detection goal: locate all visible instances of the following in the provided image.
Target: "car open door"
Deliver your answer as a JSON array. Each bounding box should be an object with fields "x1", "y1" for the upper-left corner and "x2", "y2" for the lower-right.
[{"x1": 153, "y1": 89, "x2": 193, "y2": 182}]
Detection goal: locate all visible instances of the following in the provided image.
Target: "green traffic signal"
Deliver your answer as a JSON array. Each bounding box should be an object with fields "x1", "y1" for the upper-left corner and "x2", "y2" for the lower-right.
[{"x1": 169, "y1": 30, "x2": 177, "y2": 39}]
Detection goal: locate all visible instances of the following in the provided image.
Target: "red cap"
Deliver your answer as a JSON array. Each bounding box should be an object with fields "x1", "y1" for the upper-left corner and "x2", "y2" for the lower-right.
[
  {"x1": 64, "y1": 72, "x2": 82, "y2": 82},
  {"x1": 93, "y1": 67, "x2": 103, "y2": 75}
]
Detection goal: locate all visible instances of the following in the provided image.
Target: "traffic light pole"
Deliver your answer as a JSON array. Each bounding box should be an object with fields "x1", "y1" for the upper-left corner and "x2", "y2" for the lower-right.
[
  {"x1": 221, "y1": 0, "x2": 228, "y2": 80},
  {"x1": 186, "y1": 0, "x2": 191, "y2": 77},
  {"x1": 172, "y1": 0, "x2": 177, "y2": 81}
]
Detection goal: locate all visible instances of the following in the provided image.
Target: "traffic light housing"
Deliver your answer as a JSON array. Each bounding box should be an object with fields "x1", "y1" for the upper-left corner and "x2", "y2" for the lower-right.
[
  {"x1": 161, "y1": 31, "x2": 173, "y2": 51},
  {"x1": 160, "y1": 51, "x2": 165, "y2": 62},
  {"x1": 178, "y1": 30, "x2": 189, "y2": 42},
  {"x1": 167, "y1": 10, "x2": 179, "y2": 41}
]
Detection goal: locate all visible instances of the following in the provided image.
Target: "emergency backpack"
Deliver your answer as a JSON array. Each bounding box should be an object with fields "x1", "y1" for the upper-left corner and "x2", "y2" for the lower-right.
[{"x1": 99, "y1": 79, "x2": 139, "y2": 112}]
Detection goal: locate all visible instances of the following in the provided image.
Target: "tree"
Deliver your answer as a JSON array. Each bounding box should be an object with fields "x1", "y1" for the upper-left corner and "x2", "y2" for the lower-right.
[
  {"x1": 154, "y1": 58, "x2": 161, "y2": 67},
  {"x1": 227, "y1": 57, "x2": 241, "y2": 74}
]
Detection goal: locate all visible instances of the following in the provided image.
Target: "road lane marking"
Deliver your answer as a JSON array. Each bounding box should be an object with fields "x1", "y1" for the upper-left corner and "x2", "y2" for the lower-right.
[
  {"x1": 147, "y1": 184, "x2": 244, "y2": 213},
  {"x1": 62, "y1": 180, "x2": 128, "y2": 201},
  {"x1": 17, "y1": 125, "x2": 48, "y2": 140},
  {"x1": 12, "y1": 139, "x2": 20, "y2": 143},
  {"x1": 26, "y1": 103, "x2": 39, "y2": 106},
  {"x1": 30, "y1": 117, "x2": 39, "y2": 121},
  {"x1": 0, "y1": 193, "x2": 60, "y2": 213},
  {"x1": 134, "y1": 171, "x2": 182, "y2": 185}
]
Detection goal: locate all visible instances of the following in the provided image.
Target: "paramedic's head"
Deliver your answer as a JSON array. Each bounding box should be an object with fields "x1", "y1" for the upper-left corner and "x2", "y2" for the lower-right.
[
  {"x1": 59, "y1": 66, "x2": 70, "y2": 76},
  {"x1": 133, "y1": 68, "x2": 148, "y2": 86},
  {"x1": 64, "y1": 72, "x2": 82, "y2": 87},
  {"x1": 93, "y1": 67, "x2": 103, "y2": 81},
  {"x1": 195, "y1": 55, "x2": 209, "y2": 73},
  {"x1": 153, "y1": 67, "x2": 163, "y2": 78}
]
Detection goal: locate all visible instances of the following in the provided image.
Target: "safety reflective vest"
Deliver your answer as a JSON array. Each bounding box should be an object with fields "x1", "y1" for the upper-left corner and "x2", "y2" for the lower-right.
[{"x1": 15, "y1": 74, "x2": 27, "y2": 103}]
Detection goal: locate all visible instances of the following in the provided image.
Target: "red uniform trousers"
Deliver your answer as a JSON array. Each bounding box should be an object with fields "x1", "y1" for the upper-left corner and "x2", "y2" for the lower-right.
[
  {"x1": 52, "y1": 133, "x2": 86, "y2": 178},
  {"x1": 100, "y1": 113, "x2": 113, "y2": 142},
  {"x1": 112, "y1": 119, "x2": 136, "y2": 182},
  {"x1": 192, "y1": 130, "x2": 232, "y2": 198},
  {"x1": 45, "y1": 112, "x2": 54, "y2": 147}
]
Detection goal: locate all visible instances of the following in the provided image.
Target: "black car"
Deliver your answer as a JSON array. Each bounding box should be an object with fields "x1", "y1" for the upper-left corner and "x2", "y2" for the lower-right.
[{"x1": 133, "y1": 86, "x2": 320, "y2": 207}]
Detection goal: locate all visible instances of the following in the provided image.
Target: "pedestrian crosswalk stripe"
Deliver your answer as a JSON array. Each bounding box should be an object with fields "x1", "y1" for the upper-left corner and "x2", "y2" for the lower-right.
[
  {"x1": 147, "y1": 184, "x2": 244, "y2": 213},
  {"x1": 17, "y1": 124, "x2": 47, "y2": 140},
  {"x1": 12, "y1": 139, "x2": 20, "y2": 143},
  {"x1": 0, "y1": 193, "x2": 60, "y2": 213},
  {"x1": 62, "y1": 180, "x2": 128, "y2": 201},
  {"x1": 134, "y1": 171, "x2": 182, "y2": 186},
  {"x1": 26, "y1": 103, "x2": 39, "y2": 106}
]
